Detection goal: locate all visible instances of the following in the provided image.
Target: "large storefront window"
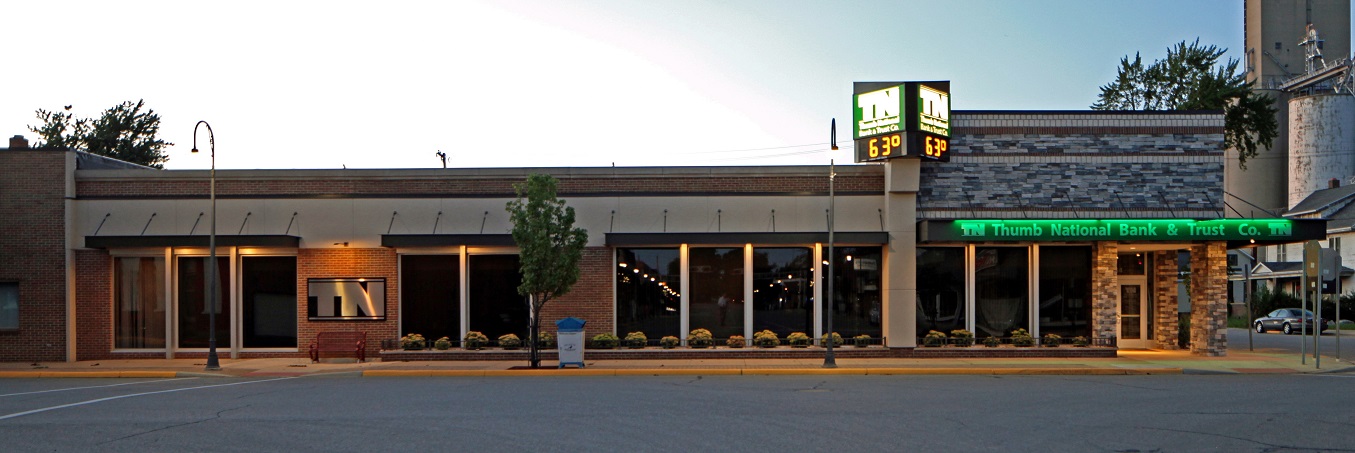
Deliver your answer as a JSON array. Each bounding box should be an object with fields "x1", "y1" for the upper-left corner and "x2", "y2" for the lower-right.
[
  {"x1": 917, "y1": 247, "x2": 965, "y2": 335},
  {"x1": 401, "y1": 255, "x2": 461, "y2": 341},
  {"x1": 241, "y1": 256, "x2": 297, "y2": 348},
  {"x1": 752, "y1": 247, "x2": 812, "y2": 336},
  {"x1": 616, "y1": 249, "x2": 680, "y2": 339},
  {"x1": 468, "y1": 254, "x2": 526, "y2": 341},
  {"x1": 830, "y1": 246, "x2": 883, "y2": 338},
  {"x1": 1038, "y1": 246, "x2": 1092, "y2": 338},
  {"x1": 689, "y1": 247, "x2": 744, "y2": 339},
  {"x1": 115, "y1": 257, "x2": 166, "y2": 348},
  {"x1": 975, "y1": 247, "x2": 1028, "y2": 338},
  {"x1": 177, "y1": 256, "x2": 230, "y2": 348}
]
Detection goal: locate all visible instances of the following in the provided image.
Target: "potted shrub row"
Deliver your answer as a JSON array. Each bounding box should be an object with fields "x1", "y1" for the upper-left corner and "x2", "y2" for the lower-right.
[{"x1": 921, "y1": 328, "x2": 1094, "y2": 348}]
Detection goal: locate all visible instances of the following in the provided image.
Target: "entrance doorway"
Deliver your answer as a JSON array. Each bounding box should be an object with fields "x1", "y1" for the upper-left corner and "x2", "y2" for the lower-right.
[{"x1": 1116, "y1": 252, "x2": 1151, "y2": 348}]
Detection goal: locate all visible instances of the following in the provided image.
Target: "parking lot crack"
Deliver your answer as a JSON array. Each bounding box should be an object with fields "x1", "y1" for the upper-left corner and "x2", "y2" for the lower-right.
[{"x1": 98, "y1": 405, "x2": 250, "y2": 446}]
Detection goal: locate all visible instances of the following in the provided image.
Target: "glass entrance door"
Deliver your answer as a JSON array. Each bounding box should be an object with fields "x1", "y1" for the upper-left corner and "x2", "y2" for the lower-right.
[{"x1": 1118, "y1": 276, "x2": 1148, "y2": 348}]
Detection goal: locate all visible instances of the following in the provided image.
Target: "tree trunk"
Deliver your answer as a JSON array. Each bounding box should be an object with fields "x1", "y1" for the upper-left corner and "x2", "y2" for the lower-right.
[{"x1": 529, "y1": 294, "x2": 541, "y2": 369}]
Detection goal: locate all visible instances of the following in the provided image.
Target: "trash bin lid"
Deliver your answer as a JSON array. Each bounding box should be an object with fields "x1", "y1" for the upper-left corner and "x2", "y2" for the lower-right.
[{"x1": 555, "y1": 317, "x2": 586, "y2": 332}]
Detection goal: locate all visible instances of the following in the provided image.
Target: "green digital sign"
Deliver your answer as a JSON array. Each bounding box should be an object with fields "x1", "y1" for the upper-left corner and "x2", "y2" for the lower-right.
[{"x1": 921, "y1": 219, "x2": 1325, "y2": 242}]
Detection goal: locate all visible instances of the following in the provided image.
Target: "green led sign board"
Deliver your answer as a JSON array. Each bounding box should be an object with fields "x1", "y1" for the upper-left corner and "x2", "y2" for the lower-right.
[
  {"x1": 853, "y1": 81, "x2": 950, "y2": 163},
  {"x1": 923, "y1": 219, "x2": 1324, "y2": 242}
]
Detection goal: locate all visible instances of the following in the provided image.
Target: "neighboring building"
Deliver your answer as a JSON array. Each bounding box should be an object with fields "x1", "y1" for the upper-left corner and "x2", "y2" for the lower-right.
[
  {"x1": 1229, "y1": 0, "x2": 1351, "y2": 215},
  {"x1": 0, "y1": 112, "x2": 1326, "y2": 363}
]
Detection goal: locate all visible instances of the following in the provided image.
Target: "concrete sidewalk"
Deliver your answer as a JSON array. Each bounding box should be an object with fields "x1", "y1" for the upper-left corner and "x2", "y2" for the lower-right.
[{"x1": 3, "y1": 348, "x2": 1353, "y2": 378}]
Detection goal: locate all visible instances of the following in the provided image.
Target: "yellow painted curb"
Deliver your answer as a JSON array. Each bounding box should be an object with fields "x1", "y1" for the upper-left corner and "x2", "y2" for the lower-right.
[
  {"x1": 742, "y1": 368, "x2": 866, "y2": 375},
  {"x1": 0, "y1": 371, "x2": 179, "y2": 378}
]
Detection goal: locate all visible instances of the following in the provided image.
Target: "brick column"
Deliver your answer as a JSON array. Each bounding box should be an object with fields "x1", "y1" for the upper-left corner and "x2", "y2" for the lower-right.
[
  {"x1": 1092, "y1": 242, "x2": 1119, "y2": 342},
  {"x1": 1152, "y1": 251, "x2": 1180, "y2": 350},
  {"x1": 1189, "y1": 242, "x2": 1228, "y2": 356}
]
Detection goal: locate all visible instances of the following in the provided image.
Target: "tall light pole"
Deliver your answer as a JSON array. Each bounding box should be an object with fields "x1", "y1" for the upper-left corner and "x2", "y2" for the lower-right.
[
  {"x1": 824, "y1": 119, "x2": 838, "y2": 368},
  {"x1": 192, "y1": 121, "x2": 221, "y2": 371}
]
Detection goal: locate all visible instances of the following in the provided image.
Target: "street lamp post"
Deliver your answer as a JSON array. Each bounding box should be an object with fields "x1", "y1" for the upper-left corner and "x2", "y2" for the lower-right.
[{"x1": 192, "y1": 121, "x2": 221, "y2": 371}]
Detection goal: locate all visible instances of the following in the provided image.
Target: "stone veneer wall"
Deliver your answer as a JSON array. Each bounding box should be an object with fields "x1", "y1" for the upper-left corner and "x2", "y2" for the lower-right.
[
  {"x1": 1189, "y1": 242, "x2": 1228, "y2": 356},
  {"x1": 919, "y1": 112, "x2": 1225, "y2": 219},
  {"x1": 1092, "y1": 242, "x2": 1119, "y2": 342},
  {"x1": 1153, "y1": 251, "x2": 1181, "y2": 350}
]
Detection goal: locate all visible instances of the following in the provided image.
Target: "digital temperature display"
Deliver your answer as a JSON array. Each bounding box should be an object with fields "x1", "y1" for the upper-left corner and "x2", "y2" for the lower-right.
[{"x1": 854, "y1": 132, "x2": 949, "y2": 162}]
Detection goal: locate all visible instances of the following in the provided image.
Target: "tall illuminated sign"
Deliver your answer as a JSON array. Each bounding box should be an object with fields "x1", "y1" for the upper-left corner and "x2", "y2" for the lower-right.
[{"x1": 853, "y1": 81, "x2": 950, "y2": 163}]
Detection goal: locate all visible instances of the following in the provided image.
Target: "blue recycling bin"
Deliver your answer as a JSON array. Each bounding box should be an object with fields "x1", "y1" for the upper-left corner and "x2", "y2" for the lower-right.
[{"x1": 556, "y1": 317, "x2": 586, "y2": 368}]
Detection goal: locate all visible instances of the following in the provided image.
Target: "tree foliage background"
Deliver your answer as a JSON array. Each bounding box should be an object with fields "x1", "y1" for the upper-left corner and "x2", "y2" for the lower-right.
[
  {"x1": 29, "y1": 100, "x2": 172, "y2": 168},
  {"x1": 506, "y1": 174, "x2": 588, "y2": 368},
  {"x1": 1092, "y1": 39, "x2": 1277, "y2": 169}
]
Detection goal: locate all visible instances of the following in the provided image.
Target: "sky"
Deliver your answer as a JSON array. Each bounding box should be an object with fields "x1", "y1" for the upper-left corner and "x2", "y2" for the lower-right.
[{"x1": 0, "y1": 0, "x2": 1346, "y2": 170}]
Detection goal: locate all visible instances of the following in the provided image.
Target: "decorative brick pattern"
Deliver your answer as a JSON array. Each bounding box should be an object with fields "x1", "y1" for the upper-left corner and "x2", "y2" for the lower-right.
[
  {"x1": 1153, "y1": 251, "x2": 1181, "y2": 350},
  {"x1": 1189, "y1": 242, "x2": 1229, "y2": 356},
  {"x1": 1092, "y1": 242, "x2": 1119, "y2": 342},
  {"x1": 0, "y1": 149, "x2": 69, "y2": 362}
]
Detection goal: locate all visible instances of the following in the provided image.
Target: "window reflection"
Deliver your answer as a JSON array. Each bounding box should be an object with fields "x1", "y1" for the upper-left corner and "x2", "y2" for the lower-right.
[
  {"x1": 753, "y1": 247, "x2": 811, "y2": 337},
  {"x1": 115, "y1": 257, "x2": 166, "y2": 348},
  {"x1": 689, "y1": 248, "x2": 744, "y2": 339},
  {"x1": 1038, "y1": 247, "x2": 1091, "y2": 338},
  {"x1": 177, "y1": 256, "x2": 230, "y2": 348},
  {"x1": 830, "y1": 246, "x2": 883, "y2": 338},
  {"x1": 917, "y1": 247, "x2": 965, "y2": 335},
  {"x1": 974, "y1": 247, "x2": 1028, "y2": 338},
  {"x1": 616, "y1": 248, "x2": 680, "y2": 339}
]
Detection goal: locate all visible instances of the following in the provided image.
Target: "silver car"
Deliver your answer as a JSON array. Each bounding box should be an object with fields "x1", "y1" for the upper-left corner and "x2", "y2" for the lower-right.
[{"x1": 1254, "y1": 308, "x2": 1328, "y2": 335}]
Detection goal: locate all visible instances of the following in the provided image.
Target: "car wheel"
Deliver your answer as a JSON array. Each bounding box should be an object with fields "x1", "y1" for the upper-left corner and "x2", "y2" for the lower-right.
[
  {"x1": 1255, "y1": 322, "x2": 1266, "y2": 333},
  {"x1": 1283, "y1": 323, "x2": 1293, "y2": 335}
]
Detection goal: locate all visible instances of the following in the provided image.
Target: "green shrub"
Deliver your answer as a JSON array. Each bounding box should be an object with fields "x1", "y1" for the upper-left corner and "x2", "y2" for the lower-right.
[
  {"x1": 853, "y1": 334, "x2": 872, "y2": 347},
  {"x1": 1011, "y1": 328, "x2": 1035, "y2": 347},
  {"x1": 537, "y1": 332, "x2": 556, "y2": 349},
  {"x1": 821, "y1": 332, "x2": 843, "y2": 347},
  {"x1": 1072, "y1": 336, "x2": 1090, "y2": 347},
  {"x1": 687, "y1": 328, "x2": 713, "y2": 348},
  {"x1": 726, "y1": 335, "x2": 746, "y2": 348},
  {"x1": 983, "y1": 336, "x2": 1001, "y2": 347},
  {"x1": 590, "y1": 332, "x2": 619, "y2": 349},
  {"x1": 787, "y1": 332, "x2": 811, "y2": 347},
  {"x1": 400, "y1": 333, "x2": 426, "y2": 350},
  {"x1": 950, "y1": 329, "x2": 975, "y2": 347},
  {"x1": 433, "y1": 336, "x2": 452, "y2": 350},
  {"x1": 1042, "y1": 333, "x2": 1062, "y2": 348},
  {"x1": 497, "y1": 333, "x2": 522, "y2": 349},
  {"x1": 923, "y1": 330, "x2": 947, "y2": 347},
  {"x1": 463, "y1": 331, "x2": 489, "y2": 350},
  {"x1": 624, "y1": 331, "x2": 647, "y2": 348},
  {"x1": 753, "y1": 330, "x2": 779, "y2": 347},
  {"x1": 659, "y1": 336, "x2": 680, "y2": 349}
]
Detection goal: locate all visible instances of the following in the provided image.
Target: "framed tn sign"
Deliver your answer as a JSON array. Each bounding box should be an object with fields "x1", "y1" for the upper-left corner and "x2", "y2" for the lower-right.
[
  {"x1": 307, "y1": 278, "x2": 386, "y2": 321},
  {"x1": 853, "y1": 81, "x2": 950, "y2": 163}
]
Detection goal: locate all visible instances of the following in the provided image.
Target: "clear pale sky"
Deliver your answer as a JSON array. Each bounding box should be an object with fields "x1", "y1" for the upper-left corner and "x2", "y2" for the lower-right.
[{"x1": 2, "y1": 1, "x2": 1348, "y2": 170}]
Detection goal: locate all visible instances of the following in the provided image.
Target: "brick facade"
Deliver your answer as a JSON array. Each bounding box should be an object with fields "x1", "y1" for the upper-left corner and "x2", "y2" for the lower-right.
[
  {"x1": 1152, "y1": 250, "x2": 1181, "y2": 350},
  {"x1": 297, "y1": 248, "x2": 399, "y2": 359},
  {"x1": 0, "y1": 149, "x2": 69, "y2": 362},
  {"x1": 1190, "y1": 242, "x2": 1229, "y2": 356},
  {"x1": 538, "y1": 247, "x2": 613, "y2": 335}
]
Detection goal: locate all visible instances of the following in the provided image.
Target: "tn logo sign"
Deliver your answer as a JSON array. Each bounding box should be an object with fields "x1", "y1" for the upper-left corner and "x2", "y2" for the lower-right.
[{"x1": 858, "y1": 86, "x2": 900, "y2": 123}]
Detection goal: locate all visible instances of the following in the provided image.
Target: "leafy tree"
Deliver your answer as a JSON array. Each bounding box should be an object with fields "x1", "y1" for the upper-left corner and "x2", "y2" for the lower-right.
[
  {"x1": 506, "y1": 174, "x2": 588, "y2": 369},
  {"x1": 29, "y1": 100, "x2": 172, "y2": 168},
  {"x1": 1092, "y1": 39, "x2": 1278, "y2": 169}
]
